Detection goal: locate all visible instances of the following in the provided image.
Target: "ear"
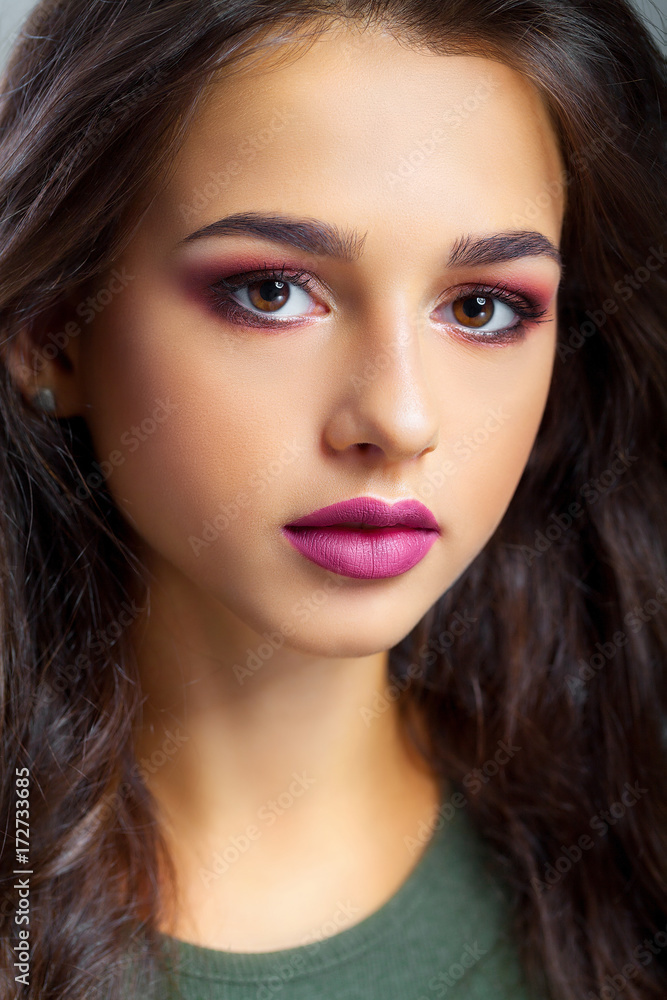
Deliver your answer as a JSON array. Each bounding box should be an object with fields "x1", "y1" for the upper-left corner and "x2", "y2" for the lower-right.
[{"x1": 3, "y1": 291, "x2": 87, "y2": 418}]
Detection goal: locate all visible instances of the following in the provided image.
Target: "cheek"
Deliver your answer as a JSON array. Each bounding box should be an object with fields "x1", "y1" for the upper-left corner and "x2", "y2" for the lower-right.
[
  {"x1": 77, "y1": 287, "x2": 303, "y2": 557},
  {"x1": 435, "y1": 328, "x2": 555, "y2": 548}
]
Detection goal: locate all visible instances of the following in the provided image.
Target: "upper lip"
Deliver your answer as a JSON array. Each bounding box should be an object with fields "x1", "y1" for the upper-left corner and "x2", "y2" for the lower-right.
[{"x1": 285, "y1": 496, "x2": 440, "y2": 531}]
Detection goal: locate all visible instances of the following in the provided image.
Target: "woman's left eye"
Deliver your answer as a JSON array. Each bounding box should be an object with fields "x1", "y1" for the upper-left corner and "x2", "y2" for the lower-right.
[
  {"x1": 441, "y1": 294, "x2": 520, "y2": 333},
  {"x1": 436, "y1": 285, "x2": 551, "y2": 342}
]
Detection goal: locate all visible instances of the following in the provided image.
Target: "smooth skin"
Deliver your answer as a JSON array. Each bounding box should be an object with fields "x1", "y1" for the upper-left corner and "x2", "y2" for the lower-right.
[{"x1": 10, "y1": 25, "x2": 564, "y2": 950}]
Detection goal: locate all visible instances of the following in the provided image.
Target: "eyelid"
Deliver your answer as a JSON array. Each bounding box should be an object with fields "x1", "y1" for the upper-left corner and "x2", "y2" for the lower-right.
[
  {"x1": 437, "y1": 280, "x2": 548, "y2": 317},
  {"x1": 213, "y1": 264, "x2": 547, "y2": 312},
  {"x1": 210, "y1": 261, "x2": 331, "y2": 302}
]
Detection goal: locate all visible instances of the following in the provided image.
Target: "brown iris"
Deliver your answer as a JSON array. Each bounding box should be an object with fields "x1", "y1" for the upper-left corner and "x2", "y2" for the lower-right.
[
  {"x1": 452, "y1": 295, "x2": 494, "y2": 328},
  {"x1": 247, "y1": 279, "x2": 289, "y2": 312}
]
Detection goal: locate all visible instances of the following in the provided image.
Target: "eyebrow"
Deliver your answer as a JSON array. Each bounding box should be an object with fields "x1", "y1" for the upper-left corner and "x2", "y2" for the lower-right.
[
  {"x1": 179, "y1": 212, "x2": 562, "y2": 270},
  {"x1": 179, "y1": 211, "x2": 367, "y2": 261},
  {"x1": 448, "y1": 231, "x2": 562, "y2": 270}
]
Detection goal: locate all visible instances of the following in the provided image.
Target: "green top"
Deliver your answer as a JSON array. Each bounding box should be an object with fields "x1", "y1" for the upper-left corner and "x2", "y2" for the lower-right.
[{"x1": 136, "y1": 799, "x2": 542, "y2": 1000}]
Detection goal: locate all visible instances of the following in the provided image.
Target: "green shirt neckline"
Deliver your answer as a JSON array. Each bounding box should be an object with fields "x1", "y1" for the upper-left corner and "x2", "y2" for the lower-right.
[{"x1": 157, "y1": 800, "x2": 504, "y2": 985}]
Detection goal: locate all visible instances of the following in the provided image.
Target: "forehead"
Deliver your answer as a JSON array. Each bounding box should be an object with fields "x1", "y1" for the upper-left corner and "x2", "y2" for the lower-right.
[{"x1": 144, "y1": 27, "x2": 565, "y2": 253}]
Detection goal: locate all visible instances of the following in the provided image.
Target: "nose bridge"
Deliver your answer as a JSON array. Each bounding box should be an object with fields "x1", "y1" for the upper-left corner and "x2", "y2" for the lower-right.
[
  {"x1": 327, "y1": 294, "x2": 440, "y2": 460},
  {"x1": 350, "y1": 298, "x2": 424, "y2": 396}
]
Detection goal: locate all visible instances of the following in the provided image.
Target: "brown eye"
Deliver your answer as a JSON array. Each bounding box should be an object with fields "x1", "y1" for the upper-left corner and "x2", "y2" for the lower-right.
[
  {"x1": 452, "y1": 295, "x2": 495, "y2": 328},
  {"x1": 247, "y1": 279, "x2": 290, "y2": 312}
]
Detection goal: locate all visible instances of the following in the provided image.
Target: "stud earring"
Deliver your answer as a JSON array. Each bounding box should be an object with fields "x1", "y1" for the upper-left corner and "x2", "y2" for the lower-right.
[{"x1": 31, "y1": 386, "x2": 57, "y2": 414}]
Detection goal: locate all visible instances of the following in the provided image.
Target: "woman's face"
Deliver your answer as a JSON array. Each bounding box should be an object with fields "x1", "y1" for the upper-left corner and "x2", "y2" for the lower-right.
[{"x1": 64, "y1": 27, "x2": 564, "y2": 657}]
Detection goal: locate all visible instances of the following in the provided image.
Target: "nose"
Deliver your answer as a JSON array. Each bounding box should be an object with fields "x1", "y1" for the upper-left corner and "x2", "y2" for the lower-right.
[{"x1": 323, "y1": 304, "x2": 440, "y2": 464}]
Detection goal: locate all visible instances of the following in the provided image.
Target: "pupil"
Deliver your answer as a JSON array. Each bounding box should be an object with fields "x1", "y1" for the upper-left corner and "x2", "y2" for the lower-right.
[
  {"x1": 463, "y1": 296, "x2": 489, "y2": 318},
  {"x1": 259, "y1": 280, "x2": 285, "y2": 302}
]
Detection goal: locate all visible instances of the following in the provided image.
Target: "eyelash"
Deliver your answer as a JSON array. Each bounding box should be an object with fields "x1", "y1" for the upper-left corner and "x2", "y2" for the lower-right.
[
  {"x1": 208, "y1": 262, "x2": 318, "y2": 330},
  {"x1": 207, "y1": 262, "x2": 549, "y2": 343}
]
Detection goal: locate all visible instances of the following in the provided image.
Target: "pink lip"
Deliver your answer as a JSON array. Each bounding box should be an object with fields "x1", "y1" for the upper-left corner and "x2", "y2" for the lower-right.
[{"x1": 282, "y1": 496, "x2": 440, "y2": 579}]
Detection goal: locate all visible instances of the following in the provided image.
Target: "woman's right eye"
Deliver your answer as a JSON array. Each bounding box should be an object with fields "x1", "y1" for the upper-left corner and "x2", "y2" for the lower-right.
[
  {"x1": 228, "y1": 277, "x2": 314, "y2": 317},
  {"x1": 208, "y1": 268, "x2": 325, "y2": 328}
]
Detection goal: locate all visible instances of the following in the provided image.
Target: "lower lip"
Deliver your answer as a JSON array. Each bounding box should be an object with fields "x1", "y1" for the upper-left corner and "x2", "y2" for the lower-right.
[{"x1": 281, "y1": 525, "x2": 438, "y2": 579}]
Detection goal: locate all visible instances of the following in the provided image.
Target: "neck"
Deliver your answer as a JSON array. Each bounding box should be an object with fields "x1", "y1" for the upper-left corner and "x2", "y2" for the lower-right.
[{"x1": 127, "y1": 559, "x2": 446, "y2": 950}]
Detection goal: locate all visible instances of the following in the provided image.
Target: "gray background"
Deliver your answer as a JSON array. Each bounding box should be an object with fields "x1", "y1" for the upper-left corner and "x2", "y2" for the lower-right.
[{"x1": 0, "y1": 0, "x2": 665, "y2": 78}]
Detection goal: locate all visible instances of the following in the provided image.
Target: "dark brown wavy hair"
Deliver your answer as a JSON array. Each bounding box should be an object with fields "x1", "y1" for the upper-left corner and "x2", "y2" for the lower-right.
[{"x1": 0, "y1": 0, "x2": 665, "y2": 997}]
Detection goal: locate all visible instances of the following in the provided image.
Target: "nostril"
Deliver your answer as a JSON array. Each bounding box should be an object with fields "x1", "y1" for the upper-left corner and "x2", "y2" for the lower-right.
[{"x1": 355, "y1": 442, "x2": 383, "y2": 457}]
